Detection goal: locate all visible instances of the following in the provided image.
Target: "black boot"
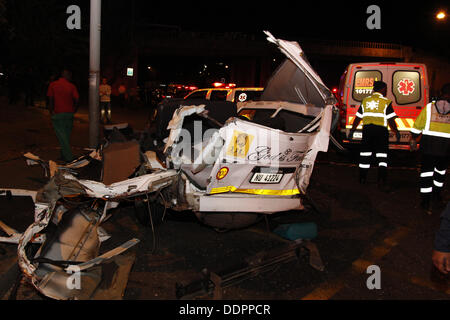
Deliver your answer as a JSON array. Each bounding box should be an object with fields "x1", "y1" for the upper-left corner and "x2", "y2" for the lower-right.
[
  {"x1": 359, "y1": 169, "x2": 368, "y2": 185},
  {"x1": 432, "y1": 192, "x2": 443, "y2": 204},
  {"x1": 432, "y1": 192, "x2": 445, "y2": 211},
  {"x1": 420, "y1": 196, "x2": 432, "y2": 215},
  {"x1": 359, "y1": 176, "x2": 367, "y2": 184}
]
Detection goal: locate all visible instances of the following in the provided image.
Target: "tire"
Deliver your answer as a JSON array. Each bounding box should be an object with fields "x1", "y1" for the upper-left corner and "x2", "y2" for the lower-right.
[
  {"x1": 196, "y1": 212, "x2": 262, "y2": 231},
  {"x1": 134, "y1": 198, "x2": 165, "y2": 227}
]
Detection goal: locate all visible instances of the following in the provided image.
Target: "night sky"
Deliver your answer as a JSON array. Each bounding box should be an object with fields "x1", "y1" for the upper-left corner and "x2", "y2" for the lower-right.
[
  {"x1": 134, "y1": 1, "x2": 449, "y2": 52},
  {"x1": 0, "y1": 0, "x2": 448, "y2": 95}
]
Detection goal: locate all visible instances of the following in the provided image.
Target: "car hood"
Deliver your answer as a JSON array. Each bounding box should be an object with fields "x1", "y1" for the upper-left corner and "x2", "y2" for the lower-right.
[{"x1": 261, "y1": 31, "x2": 337, "y2": 108}]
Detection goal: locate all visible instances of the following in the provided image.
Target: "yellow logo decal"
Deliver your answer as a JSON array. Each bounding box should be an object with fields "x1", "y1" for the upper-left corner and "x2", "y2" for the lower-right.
[
  {"x1": 216, "y1": 167, "x2": 229, "y2": 180},
  {"x1": 226, "y1": 130, "x2": 254, "y2": 158}
]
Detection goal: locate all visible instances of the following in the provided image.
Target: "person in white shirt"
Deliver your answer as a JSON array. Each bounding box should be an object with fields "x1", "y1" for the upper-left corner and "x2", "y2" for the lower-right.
[{"x1": 99, "y1": 78, "x2": 112, "y2": 123}]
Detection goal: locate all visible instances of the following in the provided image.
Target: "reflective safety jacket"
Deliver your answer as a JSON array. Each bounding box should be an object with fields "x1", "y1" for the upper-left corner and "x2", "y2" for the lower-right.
[
  {"x1": 356, "y1": 92, "x2": 396, "y2": 127},
  {"x1": 411, "y1": 101, "x2": 450, "y2": 139}
]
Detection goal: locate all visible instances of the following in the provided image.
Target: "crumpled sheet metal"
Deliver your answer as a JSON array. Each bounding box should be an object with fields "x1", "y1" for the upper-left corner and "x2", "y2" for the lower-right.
[
  {"x1": 264, "y1": 31, "x2": 337, "y2": 106},
  {"x1": 16, "y1": 167, "x2": 175, "y2": 281},
  {"x1": 12, "y1": 171, "x2": 142, "y2": 299},
  {"x1": 205, "y1": 105, "x2": 333, "y2": 196},
  {"x1": 163, "y1": 104, "x2": 206, "y2": 154},
  {"x1": 18, "y1": 202, "x2": 52, "y2": 277},
  {"x1": 16, "y1": 199, "x2": 139, "y2": 299},
  {"x1": 24, "y1": 150, "x2": 101, "y2": 178},
  {"x1": 66, "y1": 169, "x2": 178, "y2": 199},
  {"x1": 25, "y1": 242, "x2": 139, "y2": 299},
  {"x1": 15, "y1": 172, "x2": 88, "y2": 276}
]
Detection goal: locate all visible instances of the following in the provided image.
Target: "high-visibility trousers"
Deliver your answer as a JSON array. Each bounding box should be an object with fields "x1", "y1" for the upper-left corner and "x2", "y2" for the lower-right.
[
  {"x1": 419, "y1": 153, "x2": 448, "y2": 198},
  {"x1": 419, "y1": 135, "x2": 449, "y2": 199},
  {"x1": 359, "y1": 124, "x2": 389, "y2": 181}
]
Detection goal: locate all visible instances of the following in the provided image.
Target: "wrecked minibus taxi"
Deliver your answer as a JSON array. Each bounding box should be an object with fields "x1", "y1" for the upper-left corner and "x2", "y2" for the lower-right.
[{"x1": 0, "y1": 31, "x2": 337, "y2": 299}]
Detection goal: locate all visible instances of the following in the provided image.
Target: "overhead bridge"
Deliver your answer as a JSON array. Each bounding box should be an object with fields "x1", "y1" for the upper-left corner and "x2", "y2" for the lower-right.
[
  {"x1": 137, "y1": 30, "x2": 409, "y2": 59},
  {"x1": 128, "y1": 29, "x2": 445, "y2": 90},
  {"x1": 300, "y1": 39, "x2": 409, "y2": 60}
]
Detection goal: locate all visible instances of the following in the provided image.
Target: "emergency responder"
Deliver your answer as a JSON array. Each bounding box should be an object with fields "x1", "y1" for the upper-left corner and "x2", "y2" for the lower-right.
[
  {"x1": 410, "y1": 83, "x2": 450, "y2": 214},
  {"x1": 348, "y1": 81, "x2": 401, "y2": 189}
]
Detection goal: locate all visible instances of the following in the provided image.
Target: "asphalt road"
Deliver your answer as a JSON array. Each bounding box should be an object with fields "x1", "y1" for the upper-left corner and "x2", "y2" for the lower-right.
[{"x1": 0, "y1": 97, "x2": 448, "y2": 303}]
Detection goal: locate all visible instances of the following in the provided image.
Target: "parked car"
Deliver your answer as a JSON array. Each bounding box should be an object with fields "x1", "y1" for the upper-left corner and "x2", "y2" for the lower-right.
[{"x1": 184, "y1": 86, "x2": 264, "y2": 103}]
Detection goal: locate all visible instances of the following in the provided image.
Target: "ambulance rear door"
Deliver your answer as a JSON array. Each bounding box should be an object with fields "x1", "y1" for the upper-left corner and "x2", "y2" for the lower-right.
[
  {"x1": 385, "y1": 64, "x2": 429, "y2": 146},
  {"x1": 341, "y1": 63, "x2": 388, "y2": 140}
]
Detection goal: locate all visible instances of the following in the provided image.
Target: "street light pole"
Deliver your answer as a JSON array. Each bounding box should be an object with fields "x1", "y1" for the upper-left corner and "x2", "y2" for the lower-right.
[{"x1": 88, "y1": 0, "x2": 101, "y2": 148}]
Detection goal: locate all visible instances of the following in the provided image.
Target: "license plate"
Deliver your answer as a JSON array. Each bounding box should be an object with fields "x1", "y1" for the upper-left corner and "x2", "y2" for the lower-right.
[
  {"x1": 250, "y1": 173, "x2": 283, "y2": 184},
  {"x1": 389, "y1": 131, "x2": 411, "y2": 142},
  {"x1": 353, "y1": 132, "x2": 363, "y2": 139}
]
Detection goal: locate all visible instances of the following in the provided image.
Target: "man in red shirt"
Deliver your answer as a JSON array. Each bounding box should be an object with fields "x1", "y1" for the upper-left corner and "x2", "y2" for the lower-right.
[{"x1": 47, "y1": 69, "x2": 79, "y2": 162}]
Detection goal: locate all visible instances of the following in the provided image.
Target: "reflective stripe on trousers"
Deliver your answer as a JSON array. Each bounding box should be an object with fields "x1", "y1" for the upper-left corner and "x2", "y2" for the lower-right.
[
  {"x1": 359, "y1": 152, "x2": 388, "y2": 168},
  {"x1": 419, "y1": 154, "x2": 447, "y2": 194}
]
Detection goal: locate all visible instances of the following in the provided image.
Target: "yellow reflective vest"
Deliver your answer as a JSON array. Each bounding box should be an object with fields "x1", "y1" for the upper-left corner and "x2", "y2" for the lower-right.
[
  {"x1": 356, "y1": 92, "x2": 396, "y2": 127},
  {"x1": 411, "y1": 101, "x2": 450, "y2": 139}
]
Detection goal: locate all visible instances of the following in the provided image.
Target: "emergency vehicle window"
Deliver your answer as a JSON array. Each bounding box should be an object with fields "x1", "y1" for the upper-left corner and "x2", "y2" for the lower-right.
[
  {"x1": 234, "y1": 90, "x2": 263, "y2": 102},
  {"x1": 210, "y1": 90, "x2": 229, "y2": 101},
  {"x1": 352, "y1": 70, "x2": 382, "y2": 102},
  {"x1": 185, "y1": 90, "x2": 207, "y2": 100},
  {"x1": 392, "y1": 71, "x2": 421, "y2": 105}
]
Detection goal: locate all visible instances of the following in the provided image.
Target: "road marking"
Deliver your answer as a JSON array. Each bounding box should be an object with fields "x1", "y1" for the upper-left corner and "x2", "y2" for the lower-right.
[
  {"x1": 301, "y1": 279, "x2": 346, "y2": 300},
  {"x1": 372, "y1": 268, "x2": 450, "y2": 296},
  {"x1": 300, "y1": 226, "x2": 410, "y2": 300}
]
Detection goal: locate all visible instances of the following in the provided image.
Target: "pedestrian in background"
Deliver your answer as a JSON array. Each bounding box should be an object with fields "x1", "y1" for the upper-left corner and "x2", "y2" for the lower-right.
[
  {"x1": 99, "y1": 77, "x2": 112, "y2": 123},
  {"x1": 47, "y1": 69, "x2": 79, "y2": 163},
  {"x1": 410, "y1": 83, "x2": 450, "y2": 214},
  {"x1": 348, "y1": 81, "x2": 400, "y2": 191}
]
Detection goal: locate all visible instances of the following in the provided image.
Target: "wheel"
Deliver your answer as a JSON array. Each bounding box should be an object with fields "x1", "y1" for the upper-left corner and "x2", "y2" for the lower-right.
[
  {"x1": 134, "y1": 198, "x2": 165, "y2": 227},
  {"x1": 195, "y1": 212, "x2": 262, "y2": 231}
]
